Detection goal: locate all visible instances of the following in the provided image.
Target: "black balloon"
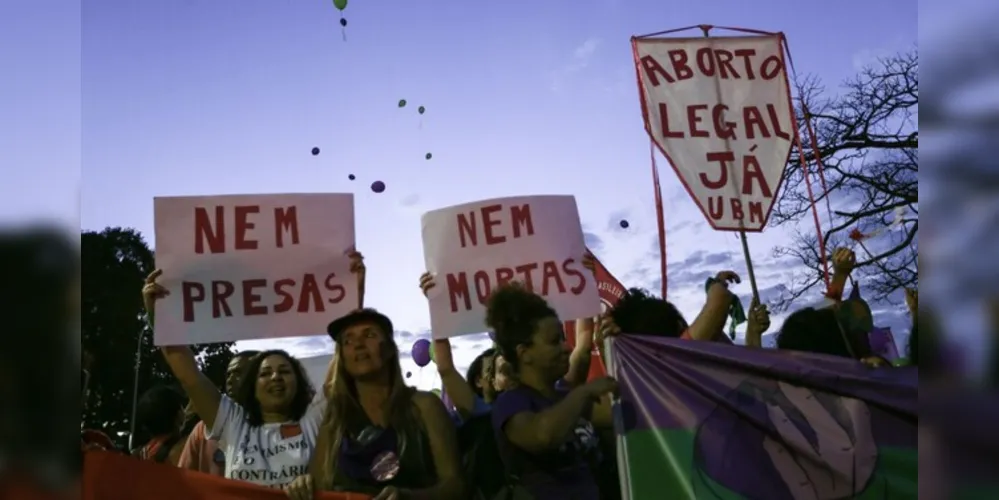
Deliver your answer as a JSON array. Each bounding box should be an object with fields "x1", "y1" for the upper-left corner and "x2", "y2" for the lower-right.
[
  {"x1": 620, "y1": 220, "x2": 630, "y2": 229},
  {"x1": 311, "y1": 147, "x2": 320, "y2": 156},
  {"x1": 371, "y1": 180, "x2": 386, "y2": 193},
  {"x1": 340, "y1": 18, "x2": 347, "y2": 27},
  {"x1": 348, "y1": 174, "x2": 356, "y2": 181}
]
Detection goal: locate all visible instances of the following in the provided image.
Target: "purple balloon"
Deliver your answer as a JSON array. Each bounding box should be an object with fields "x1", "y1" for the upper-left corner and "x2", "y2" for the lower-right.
[
  {"x1": 371, "y1": 180, "x2": 386, "y2": 193},
  {"x1": 488, "y1": 331, "x2": 496, "y2": 342},
  {"x1": 411, "y1": 339, "x2": 431, "y2": 367}
]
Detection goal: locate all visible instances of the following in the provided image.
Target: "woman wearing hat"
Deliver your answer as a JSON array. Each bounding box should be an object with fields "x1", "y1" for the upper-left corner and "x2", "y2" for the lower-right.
[
  {"x1": 141, "y1": 250, "x2": 365, "y2": 489},
  {"x1": 286, "y1": 308, "x2": 465, "y2": 500}
]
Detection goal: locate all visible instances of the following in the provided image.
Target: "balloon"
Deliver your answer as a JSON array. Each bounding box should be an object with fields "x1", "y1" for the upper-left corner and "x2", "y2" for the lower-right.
[
  {"x1": 371, "y1": 181, "x2": 386, "y2": 193},
  {"x1": 554, "y1": 379, "x2": 569, "y2": 391},
  {"x1": 411, "y1": 339, "x2": 431, "y2": 367},
  {"x1": 398, "y1": 99, "x2": 407, "y2": 108},
  {"x1": 340, "y1": 18, "x2": 347, "y2": 27},
  {"x1": 425, "y1": 153, "x2": 432, "y2": 160},
  {"x1": 619, "y1": 219, "x2": 630, "y2": 229},
  {"x1": 405, "y1": 371, "x2": 412, "y2": 379},
  {"x1": 488, "y1": 331, "x2": 496, "y2": 342},
  {"x1": 333, "y1": 0, "x2": 348, "y2": 11},
  {"x1": 430, "y1": 388, "x2": 442, "y2": 398},
  {"x1": 348, "y1": 174, "x2": 356, "y2": 181},
  {"x1": 418, "y1": 106, "x2": 425, "y2": 114},
  {"x1": 311, "y1": 147, "x2": 320, "y2": 156},
  {"x1": 429, "y1": 344, "x2": 436, "y2": 364}
]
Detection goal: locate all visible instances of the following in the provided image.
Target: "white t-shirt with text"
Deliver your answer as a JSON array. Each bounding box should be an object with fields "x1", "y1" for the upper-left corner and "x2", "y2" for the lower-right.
[{"x1": 209, "y1": 394, "x2": 327, "y2": 489}]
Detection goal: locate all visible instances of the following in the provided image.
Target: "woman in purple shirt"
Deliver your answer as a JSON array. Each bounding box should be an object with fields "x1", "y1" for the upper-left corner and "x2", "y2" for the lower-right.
[{"x1": 485, "y1": 282, "x2": 617, "y2": 500}]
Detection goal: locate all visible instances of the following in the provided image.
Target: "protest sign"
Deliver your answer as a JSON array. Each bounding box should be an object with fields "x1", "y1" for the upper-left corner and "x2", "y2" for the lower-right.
[
  {"x1": 633, "y1": 35, "x2": 794, "y2": 231},
  {"x1": 421, "y1": 195, "x2": 600, "y2": 338},
  {"x1": 153, "y1": 193, "x2": 356, "y2": 345}
]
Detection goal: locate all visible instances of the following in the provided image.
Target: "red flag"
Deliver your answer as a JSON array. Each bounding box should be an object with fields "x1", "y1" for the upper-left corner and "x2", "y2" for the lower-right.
[{"x1": 564, "y1": 249, "x2": 627, "y2": 380}]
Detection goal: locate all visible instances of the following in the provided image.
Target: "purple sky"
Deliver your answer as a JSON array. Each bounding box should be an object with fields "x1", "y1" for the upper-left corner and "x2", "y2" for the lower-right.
[{"x1": 4, "y1": 0, "x2": 916, "y2": 386}]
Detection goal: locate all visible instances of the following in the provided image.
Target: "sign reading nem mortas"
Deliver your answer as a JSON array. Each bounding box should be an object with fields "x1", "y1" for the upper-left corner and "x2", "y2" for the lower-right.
[
  {"x1": 633, "y1": 35, "x2": 795, "y2": 231},
  {"x1": 421, "y1": 195, "x2": 601, "y2": 338}
]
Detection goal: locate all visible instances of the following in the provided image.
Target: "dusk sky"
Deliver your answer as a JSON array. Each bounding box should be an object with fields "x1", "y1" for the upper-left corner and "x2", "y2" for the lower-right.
[{"x1": 4, "y1": 0, "x2": 916, "y2": 387}]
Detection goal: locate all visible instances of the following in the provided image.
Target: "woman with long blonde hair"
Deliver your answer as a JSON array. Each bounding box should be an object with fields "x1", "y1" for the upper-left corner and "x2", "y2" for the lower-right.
[{"x1": 287, "y1": 309, "x2": 464, "y2": 500}]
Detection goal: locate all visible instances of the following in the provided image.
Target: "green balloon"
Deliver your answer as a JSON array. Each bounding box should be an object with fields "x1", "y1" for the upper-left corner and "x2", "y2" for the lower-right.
[
  {"x1": 429, "y1": 345, "x2": 436, "y2": 363},
  {"x1": 398, "y1": 99, "x2": 407, "y2": 108},
  {"x1": 418, "y1": 106, "x2": 425, "y2": 114},
  {"x1": 430, "y1": 388, "x2": 442, "y2": 398},
  {"x1": 425, "y1": 153, "x2": 432, "y2": 160},
  {"x1": 333, "y1": 0, "x2": 348, "y2": 11}
]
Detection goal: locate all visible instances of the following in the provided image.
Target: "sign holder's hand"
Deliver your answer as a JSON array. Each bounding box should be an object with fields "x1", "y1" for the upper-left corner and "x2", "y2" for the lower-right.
[
  {"x1": 141, "y1": 269, "x2": 170, "y2": 323},
  {"x1": 419, "y1": 272, "x2": 435, "y2": 298}
]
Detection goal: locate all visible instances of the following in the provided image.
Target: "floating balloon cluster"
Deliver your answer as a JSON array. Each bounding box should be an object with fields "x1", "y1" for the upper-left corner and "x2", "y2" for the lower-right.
[
  {"x1": 397, "y1": 99, "x2": 433, "y2": 161},
  {"x1": 410, "y1": 338, "x2": 436, "y2": 367},
  {"x1": 333, "y1": 0, "x2": 349, "y2": 40}
]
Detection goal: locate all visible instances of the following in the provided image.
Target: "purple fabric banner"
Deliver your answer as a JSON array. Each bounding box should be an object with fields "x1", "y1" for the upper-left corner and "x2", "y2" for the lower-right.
[{"x1": 609, "y1": 335, "x2": 918, "y2": 499}]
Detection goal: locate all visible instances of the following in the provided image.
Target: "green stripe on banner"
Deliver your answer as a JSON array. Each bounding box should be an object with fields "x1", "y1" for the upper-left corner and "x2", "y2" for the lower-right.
[{"x1": 623, "y1": 429, "x2": 918, "y2": 499}]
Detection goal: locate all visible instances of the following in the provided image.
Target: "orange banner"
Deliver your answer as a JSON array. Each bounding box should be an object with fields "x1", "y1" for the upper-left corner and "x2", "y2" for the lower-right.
[{"x1": 83, "y1": 451, "x2": 371, "y2": 500}]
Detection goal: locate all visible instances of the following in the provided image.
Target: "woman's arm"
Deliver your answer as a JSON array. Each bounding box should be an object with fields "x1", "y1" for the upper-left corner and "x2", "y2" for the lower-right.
[
  {"x1": 143, "y1": 270, "x2": 223, "y2": 430},
  {"x1": 406, "y1": 392, "x2": 466, "y2": 500},
  {"x1": 563, "y1": 317, "x2": 594, "y2": 388},
  {"x1": 687, "y1": 271, "x2": 740, "y2": 341},
  {"x1": 433, "y1": 339, "x2": 481, "y2": 419},
  {"x1": 501, "y1": 379, "x2": 613, "y2": 453}
]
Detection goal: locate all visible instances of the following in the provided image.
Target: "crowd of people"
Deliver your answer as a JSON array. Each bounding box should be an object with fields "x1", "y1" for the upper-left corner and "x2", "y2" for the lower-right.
[{"x1": 79, "y1": 246, "x2": 919, "y2": 499}]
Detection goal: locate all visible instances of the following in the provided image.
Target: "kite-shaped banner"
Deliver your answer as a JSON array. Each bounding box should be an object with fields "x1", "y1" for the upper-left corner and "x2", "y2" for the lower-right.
[{"x1": 632, "y1": 35, "x2": 795, "y2": 231}]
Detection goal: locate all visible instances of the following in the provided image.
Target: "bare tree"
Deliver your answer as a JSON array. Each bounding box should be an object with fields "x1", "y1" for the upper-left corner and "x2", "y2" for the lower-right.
[{"x1": 769, "y1": 49, "x2": 918, "y2": 311}]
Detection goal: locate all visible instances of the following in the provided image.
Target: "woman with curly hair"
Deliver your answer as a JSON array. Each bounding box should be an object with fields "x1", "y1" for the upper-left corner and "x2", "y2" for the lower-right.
[{"x1": 486, "y1": 282, "x2": 617, "y2": 500}]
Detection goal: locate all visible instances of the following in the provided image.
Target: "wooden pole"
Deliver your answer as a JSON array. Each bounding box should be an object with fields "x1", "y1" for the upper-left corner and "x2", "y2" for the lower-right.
[{"x1": 700, "y1": 25, "x2": 761, "y2": 304}]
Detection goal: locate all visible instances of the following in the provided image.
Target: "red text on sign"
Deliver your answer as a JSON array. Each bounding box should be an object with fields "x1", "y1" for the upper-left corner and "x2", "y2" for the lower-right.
[
  {"x1": 444, "y1": 258, "x2": 587, "y2": 312},
  {"x1": 658, "y1": 103, "x2": 790, "y2": 141},
  {"x1": 194, "y1": 205, "x2": 301, "y2": 254},
  {"x1": 457, "y1": 203, "x2": 535, "y2": 248},
  {"x1": 180, "y1": 272, "x2": 346, "y2": 322},
  {"x1": 639, "y1": 48, "x2": 783, "y2": 86}
]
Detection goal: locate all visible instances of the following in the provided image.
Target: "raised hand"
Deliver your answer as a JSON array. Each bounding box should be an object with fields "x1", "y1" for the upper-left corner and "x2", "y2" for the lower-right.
[
  {"x1": 141, "y1": 269, "x2": 169, "y2": 317},
  {"x1": 831, "y1": 248, "x2": 856, "y2": 276}
]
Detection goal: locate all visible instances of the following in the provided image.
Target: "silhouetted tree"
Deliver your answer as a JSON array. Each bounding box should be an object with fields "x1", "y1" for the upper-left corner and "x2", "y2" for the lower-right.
[
  {"x1": 81, "y1": 228, "x2": 234, "y2": 440},
  {"x1": 769, "y1": 50, "x2": 918, "y2": 310}
]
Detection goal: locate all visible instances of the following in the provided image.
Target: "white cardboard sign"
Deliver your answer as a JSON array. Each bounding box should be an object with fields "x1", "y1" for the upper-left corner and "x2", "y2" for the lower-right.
[
  {"x1": 421, "y1": 195, "x2": 601, "y2": 338},
  {"x1": 153, "y1": 193, "x2": 357, "y2": 346},
  {"x1": 634, "y1": 35, "x2": 794, "y2": 231}
]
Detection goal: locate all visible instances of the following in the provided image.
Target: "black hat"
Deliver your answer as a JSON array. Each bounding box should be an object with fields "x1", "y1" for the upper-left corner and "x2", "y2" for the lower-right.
[{"x1": 326, "y1": 308, "x2": 394, "y2": 341}]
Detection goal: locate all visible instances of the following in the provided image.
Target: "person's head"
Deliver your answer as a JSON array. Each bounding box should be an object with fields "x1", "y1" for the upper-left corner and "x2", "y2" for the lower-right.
[
  {"x1": 466, "y1": 348, "x2": 496, "y2": 399},
  {"x1": 777, "y1": 304, "x2": 872, "y2": 359},
  {"x1": 231, "y1": 350, "x2": 314, "y2": 426},
  {"x1": 610, "y1": 287, "x2": 688, "y2": 338},
  {"x1": 225, "y1": 350, "x2": 259, "y2": 395},
  {"x1": 318, "y1": 308, "x2": 418, "y2": 490},
  {"x1": 136, "y1": 386, "x2": 186, "y2": 441},
  {"x1": 492, "y1": 353, "x2": 514, "y2": 393},
  {"x1": 485, "y1": 282, "x2": 568, "y2": 388}
]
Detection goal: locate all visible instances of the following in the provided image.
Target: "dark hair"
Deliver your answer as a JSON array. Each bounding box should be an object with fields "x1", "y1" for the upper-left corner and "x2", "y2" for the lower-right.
[
  {"x1": 136, "y1": 386, "x2": 186, "y2": 438},
  {"x1": 485, "y1": 282, "x2": 558, "y2": 368},
  {"x1": 466, "y1": 348, "x2": 496, "y2": 398},
  {"x1": 777, "y1": 307, "x2": 857, "y2": 358},
  {"x1": 235, "y1": 350, "x2": 260, "y2": 362},
  {"x1": 610, "y1": 287, "x2": 688, "y2": 338},
  {"x1": 232, "y1": 350, "x2": 315, "y2": 427}
]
